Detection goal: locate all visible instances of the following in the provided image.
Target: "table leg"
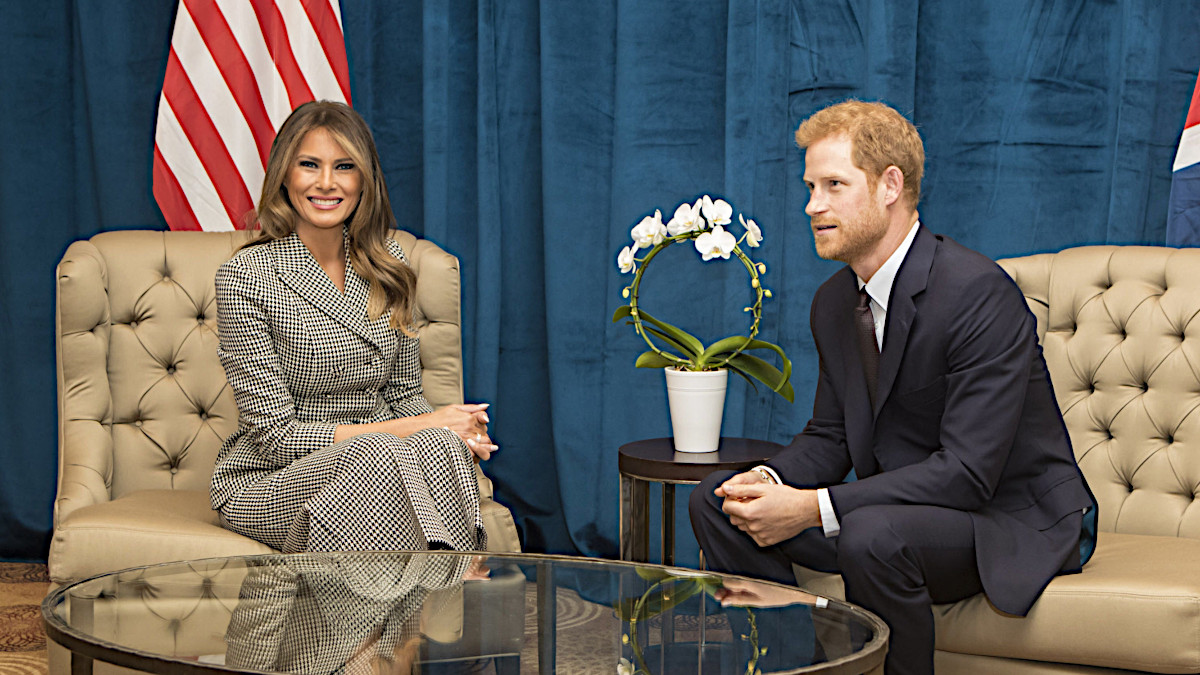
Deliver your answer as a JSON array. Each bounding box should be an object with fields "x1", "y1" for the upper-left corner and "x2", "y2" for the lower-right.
[
  {"x1": 620, "y1": 475, "x2": 649, "y2": 561},
  {"x1": 70, "y1": 593, "x2": 95, "y2": 675},
  {"x1": 660, "y1": 483, "x2": 676, "y2": 650},
  {"x1": 536, "y1": 562, "x2": 556, "y2": 674},
  {"x1": 70, "y1": 654, "x2": 93, "y2": 675},
  {"x1": 661, "y1": 483, "x2": 675, "y2": 567}
]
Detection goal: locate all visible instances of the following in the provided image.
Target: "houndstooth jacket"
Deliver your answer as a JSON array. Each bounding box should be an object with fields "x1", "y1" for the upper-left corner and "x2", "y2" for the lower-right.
[{"x1": 210, "y1": 230, "x2": 451, "y2": 510}]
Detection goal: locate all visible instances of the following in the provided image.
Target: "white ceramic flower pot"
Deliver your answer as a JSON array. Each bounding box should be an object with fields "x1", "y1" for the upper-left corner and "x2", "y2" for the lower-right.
[{"x1": 664, "y1": 368, "x2": 728, "y2": 452}]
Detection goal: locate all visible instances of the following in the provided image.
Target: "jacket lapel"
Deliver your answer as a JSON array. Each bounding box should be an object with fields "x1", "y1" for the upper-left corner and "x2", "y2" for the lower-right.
[
  {"x1": 271, "y1": 232, "x2": 379, "y2": 349},
  {"x1": 872, "y1": 226, "x2": 936, "y2": 417}
]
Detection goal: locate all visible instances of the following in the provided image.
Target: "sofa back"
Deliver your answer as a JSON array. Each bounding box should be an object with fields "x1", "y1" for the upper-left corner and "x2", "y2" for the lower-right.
[
  {"x1": 55, "y1": 229, "x2": 464, "y2": 520},
  {"x1": 997, "y1": 246, "x2": 1200, "y2": 540}
]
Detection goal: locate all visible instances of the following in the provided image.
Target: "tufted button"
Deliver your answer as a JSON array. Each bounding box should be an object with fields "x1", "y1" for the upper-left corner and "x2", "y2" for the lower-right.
[
  {"x1": 162, "y1": 275, "x2": 172, "y2": 283},
  {"x1": 130, "y1": 321, "x2": 138, "y2": 329},
  {"x1": 167, "y1": 365, "x2": 176, "y2": 374},
  {"x1": 133, "y1": 420, "x2": 143, "y2": 427},
  {"x1": 169, "y1": 467, "x2": 178, "y2": 475},
  {"x1": 1140, "y1": 382, "x2": 1148, "y2": 392},
  {"x1": 197, "y1": 314, "x2": 205, "y2": 322},
  {"x1": 1167, "y1": 435, "x2": 1174, "y2": 444},
  {"x1": 199, "y1": 411, "x2": 209, "y2": 420}
]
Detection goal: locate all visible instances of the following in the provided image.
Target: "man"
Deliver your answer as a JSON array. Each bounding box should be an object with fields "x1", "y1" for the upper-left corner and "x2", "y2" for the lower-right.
[{"x1": 689, "y1": 100, "x2": 1096, "y2": 675}]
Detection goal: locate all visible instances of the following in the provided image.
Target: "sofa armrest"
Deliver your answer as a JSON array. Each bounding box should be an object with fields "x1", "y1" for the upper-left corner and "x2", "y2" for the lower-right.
[{"x1": 55, "y1": 240, "x2": 115, "y2": 523}]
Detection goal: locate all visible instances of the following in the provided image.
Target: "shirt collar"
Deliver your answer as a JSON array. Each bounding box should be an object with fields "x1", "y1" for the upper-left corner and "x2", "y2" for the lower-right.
[{"x1": 857, "y1": 220, "x2": 921, "y2": 311}]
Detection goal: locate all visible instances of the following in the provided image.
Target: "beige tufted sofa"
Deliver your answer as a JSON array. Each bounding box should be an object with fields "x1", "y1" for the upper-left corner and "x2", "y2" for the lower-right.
[
  {"x1": 795, "y1": 245, "x2": 1200, "y2": 674},
  {"x1": 50, "y1": 229, "x2": 521, "y2": 672}
]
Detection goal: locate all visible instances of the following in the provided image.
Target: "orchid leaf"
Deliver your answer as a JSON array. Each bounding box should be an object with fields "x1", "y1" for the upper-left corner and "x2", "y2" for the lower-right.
[
  {"x1": 724, "y1": 352, "x2": 795, "y2": 403},
  {"x1": 634, "y1": 351, "x2": 677, "y2": 369},
  {"x1": 630, "y1": 307, "x2": 705, "y2": 358},
  {"x1": 704, "y1": 337, "x2": 792, "y2": 383},
  {"x1": 641, "y1": 325, "x2": 697, "y2": 360}
]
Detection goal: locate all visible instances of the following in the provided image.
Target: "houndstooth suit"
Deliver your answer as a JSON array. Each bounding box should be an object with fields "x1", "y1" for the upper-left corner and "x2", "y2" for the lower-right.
[{"x1": 210, "y1": 229, "x2": 485, "y2": 553}]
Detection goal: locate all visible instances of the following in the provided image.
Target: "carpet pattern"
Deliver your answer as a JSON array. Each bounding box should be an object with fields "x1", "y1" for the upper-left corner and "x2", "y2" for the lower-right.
[{"x1": 0, "y1": 562, "x2": 50, "y2": 675}]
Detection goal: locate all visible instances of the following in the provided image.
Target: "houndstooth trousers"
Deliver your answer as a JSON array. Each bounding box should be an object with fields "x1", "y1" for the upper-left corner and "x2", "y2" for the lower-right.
[{"x1": 211, "y1": 232, "x2": 485, "y2": 553}]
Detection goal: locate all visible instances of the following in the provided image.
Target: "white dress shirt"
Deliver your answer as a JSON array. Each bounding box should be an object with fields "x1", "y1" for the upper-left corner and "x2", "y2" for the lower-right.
[{"x1": 757, "y1": 220, "x2": 922, "y2": 538}]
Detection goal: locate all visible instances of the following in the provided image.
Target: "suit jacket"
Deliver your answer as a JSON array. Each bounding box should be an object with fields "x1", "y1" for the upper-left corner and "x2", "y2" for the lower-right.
[
  {"x1": 210, "y1": 231, "x2": 436, "y2": 510},
  {"x1": 767, "y1": 226, "x2": 1097, "y2": 616}
]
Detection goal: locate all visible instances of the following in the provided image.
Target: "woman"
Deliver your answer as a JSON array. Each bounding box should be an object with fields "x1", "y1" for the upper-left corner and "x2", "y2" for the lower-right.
[{"x1": 210, "y1": 100, "x2": 496, "y2": 553}]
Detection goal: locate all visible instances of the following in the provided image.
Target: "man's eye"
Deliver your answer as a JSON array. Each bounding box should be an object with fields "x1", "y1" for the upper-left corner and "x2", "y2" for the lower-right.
[{"x1": 829, "y1": 180, "x2": 841, "y2": 187}]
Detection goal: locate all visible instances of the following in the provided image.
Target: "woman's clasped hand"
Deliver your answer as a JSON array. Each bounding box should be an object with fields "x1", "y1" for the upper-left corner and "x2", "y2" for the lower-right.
[{"x1": 424, "y1": 403, "x2": 498, "y2": 461}]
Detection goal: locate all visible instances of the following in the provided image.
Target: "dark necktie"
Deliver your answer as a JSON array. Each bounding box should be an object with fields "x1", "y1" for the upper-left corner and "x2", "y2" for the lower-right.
[{"x1": 856, "y1": 288, "x2": 880, "y2": 406}]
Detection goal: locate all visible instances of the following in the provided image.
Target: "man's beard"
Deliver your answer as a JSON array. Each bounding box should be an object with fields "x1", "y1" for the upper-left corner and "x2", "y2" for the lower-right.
[{"x1": 813, "y1": 206, "x2": 889, "y2": 264}]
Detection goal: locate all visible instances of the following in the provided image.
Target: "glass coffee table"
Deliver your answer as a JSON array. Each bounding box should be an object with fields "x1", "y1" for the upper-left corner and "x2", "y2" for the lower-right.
[{"x1": 44, "y1": 551, "x2": 887, "y2": 674}]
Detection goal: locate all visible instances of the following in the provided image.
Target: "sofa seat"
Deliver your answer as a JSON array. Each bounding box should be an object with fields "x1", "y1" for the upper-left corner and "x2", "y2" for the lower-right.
[
  {"x1": 49, "y1": 490, "x2": 274, "y2": 583},
  {"x1": 50, "y1": 487, "x2": 518, "y2": 585},
  {"x1": 795, "y1": 531, "x2": 1200, "y2": 673}
]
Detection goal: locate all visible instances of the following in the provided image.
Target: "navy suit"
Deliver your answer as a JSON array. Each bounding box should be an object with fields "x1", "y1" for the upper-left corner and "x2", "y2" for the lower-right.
[{"x1": 691, "y1": 226, "x2": 1096, "y2": 674}]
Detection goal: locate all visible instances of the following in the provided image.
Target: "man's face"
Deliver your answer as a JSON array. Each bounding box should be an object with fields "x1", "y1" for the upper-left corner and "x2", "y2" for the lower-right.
[{"x1": 802, "y1": 135, "x2": 889, "y2": 266}]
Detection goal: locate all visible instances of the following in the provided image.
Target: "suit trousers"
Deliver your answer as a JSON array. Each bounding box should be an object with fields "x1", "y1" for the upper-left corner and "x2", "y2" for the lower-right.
[{"x1": 690, "y1": 470, "x2": 984, "y2": 675}]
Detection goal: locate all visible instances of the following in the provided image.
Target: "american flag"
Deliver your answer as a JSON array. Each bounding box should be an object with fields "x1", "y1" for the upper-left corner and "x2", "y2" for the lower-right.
[
  {"x1": 153, "y1": 0, "x2": 351, "y2": 231},
  {"x1": 1167, "y1": 69, "x2": 1200, "y2": 246}
]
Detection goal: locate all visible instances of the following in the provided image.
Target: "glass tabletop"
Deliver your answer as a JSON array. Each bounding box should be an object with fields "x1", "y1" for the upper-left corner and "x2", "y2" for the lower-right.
[{"x1": 43, "y1": 551, "x2": 887, "y2": 674}]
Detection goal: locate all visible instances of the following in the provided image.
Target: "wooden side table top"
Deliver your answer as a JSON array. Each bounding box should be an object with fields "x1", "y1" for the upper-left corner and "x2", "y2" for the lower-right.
[{"x1": 617, "y1": 437, "x2": 785, "y2": 484}]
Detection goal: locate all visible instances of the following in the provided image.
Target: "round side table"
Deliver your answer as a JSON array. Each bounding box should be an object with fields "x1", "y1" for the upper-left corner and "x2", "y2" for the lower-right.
[{"x1": 618, "y1": 437, "x2": 784, "y2": 565}]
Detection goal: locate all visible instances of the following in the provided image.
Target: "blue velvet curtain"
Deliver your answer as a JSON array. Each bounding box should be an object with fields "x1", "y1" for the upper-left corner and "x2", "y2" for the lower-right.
[{"x1": 1, "y1": 0, "x2": 1197, "y2": 561}]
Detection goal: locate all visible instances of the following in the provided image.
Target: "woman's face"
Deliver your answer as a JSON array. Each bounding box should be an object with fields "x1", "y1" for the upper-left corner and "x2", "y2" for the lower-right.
[{"x1": 284, "y1": 127, "x2": 363, "y2": 235}]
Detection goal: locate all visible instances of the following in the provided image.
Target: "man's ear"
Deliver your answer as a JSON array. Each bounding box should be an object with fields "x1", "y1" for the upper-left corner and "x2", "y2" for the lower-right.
[{"x1": 881, "y1": 165, "x2": 904, "y2": 206}]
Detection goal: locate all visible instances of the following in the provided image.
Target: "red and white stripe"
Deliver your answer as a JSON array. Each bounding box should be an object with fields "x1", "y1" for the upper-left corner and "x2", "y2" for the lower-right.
[
  {"x1": 153, "y1": 0, "x2": 351, "y2": 231},
  {"x1": 1174, "y1": 72, "x2": 1200, "y2": 173}
]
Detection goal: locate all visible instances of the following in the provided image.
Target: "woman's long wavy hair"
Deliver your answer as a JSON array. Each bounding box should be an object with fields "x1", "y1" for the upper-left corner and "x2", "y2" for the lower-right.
[{"x1": 243, "y1": 100, "x2": 417, "y2": 334}]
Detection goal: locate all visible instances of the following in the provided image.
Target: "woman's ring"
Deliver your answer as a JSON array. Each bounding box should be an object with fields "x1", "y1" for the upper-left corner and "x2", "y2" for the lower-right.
[{"x1": 475, "y1": 433, "x2": 482, "y2": 442}]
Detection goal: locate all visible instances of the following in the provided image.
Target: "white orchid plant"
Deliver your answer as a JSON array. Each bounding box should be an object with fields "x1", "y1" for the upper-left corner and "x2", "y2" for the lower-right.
[{"x1": 613, "y1": 195, "x2": 793, "y2": 403}]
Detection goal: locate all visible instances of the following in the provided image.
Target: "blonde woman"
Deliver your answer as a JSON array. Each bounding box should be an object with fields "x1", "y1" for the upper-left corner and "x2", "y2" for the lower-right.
[{"x1": 211, "y1": 101, "x2": 495, "y2": 553}]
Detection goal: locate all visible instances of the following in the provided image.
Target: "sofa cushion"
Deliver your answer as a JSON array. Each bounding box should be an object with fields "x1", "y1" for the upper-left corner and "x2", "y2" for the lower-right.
[
  {"x1": 936, "y1": 532, "x2": 1200, "y2": 673},
  {"x1": 795, "y1": 531, "x2": 1200, "y2": 674},
  {"x1": 48, "y1": 489, "x2": 274, "y2": 584}
]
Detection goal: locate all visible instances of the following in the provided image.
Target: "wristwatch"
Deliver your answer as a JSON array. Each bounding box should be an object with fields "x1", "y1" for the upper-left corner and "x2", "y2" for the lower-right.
[{"x1": 752, "y1": 467, "x2": 777, "y2": 484}]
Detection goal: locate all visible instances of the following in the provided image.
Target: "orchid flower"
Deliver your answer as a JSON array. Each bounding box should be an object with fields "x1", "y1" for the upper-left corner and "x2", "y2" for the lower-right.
[
  {"x1": 740, "y1": 213, "x2": 762, "y2": 247},
  {"x1": 666, "y1": 200, "x2": 704, "y2": 236},
  {"x1": 617, "y1": 245, "x2": 637, "y2": 273},
  {"x1": 695, "y1": 225, "x2": 736, "y2": 261},
  {"x1": 701, "y1": 195, "x2": 732, "y2": 227},
  {"x1": 612, "y1": 193, "x2": 793, "y2": 403},
  {"x1": 630, "y1": 209, "x2": 666, "y2": 249}
]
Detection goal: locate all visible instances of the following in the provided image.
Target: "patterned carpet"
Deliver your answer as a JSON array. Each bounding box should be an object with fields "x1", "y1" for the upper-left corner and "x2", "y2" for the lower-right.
[{"x1": 0, "y1": 562, "x2": 50, "y2": 675}]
